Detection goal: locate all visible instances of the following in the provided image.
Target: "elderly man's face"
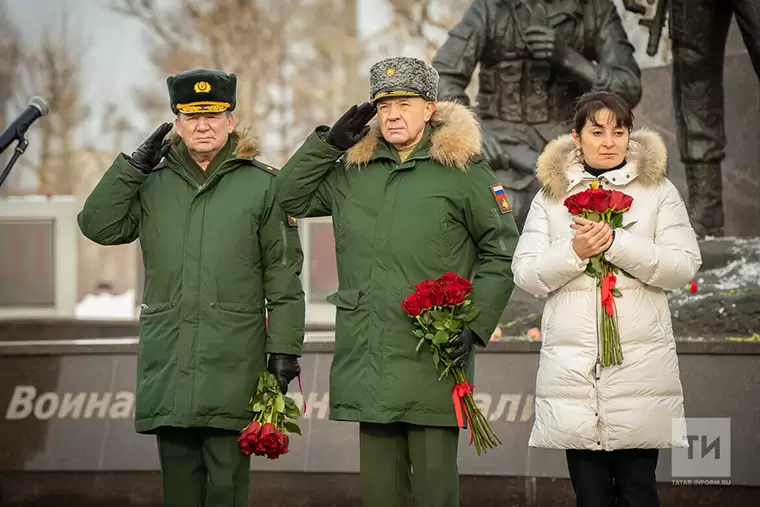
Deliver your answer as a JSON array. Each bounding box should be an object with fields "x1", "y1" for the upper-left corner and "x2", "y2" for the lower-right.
[
  {"x1": 376, "y1": 97, "x2": 435, "y2": 150},
  {"x1": 175, "y1": 111, "x2": 234, "y2": 156}
]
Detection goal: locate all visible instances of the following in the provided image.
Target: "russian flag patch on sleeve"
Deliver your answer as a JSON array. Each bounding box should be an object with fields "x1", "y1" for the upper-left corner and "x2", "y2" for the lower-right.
[{"x1": 490, "y1": 184, "x2": 511, "y2": 214}]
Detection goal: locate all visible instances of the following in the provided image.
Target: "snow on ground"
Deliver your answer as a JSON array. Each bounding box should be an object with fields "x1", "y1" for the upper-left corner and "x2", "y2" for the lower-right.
[{"x1": 75, "y1": 290, "x2": 137, "y2": 320}]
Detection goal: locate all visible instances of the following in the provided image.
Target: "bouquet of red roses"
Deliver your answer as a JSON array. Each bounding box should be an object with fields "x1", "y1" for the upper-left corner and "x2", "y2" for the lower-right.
[
  {"x1": 237, "y1": 371, "x2": 302, "y2": 459},
  {"x1": 401, "y1": 272, "x2": 501, "y2": 455},
  {"x1": 563, "y1": 184, "x2": 636, "y2": 368}
]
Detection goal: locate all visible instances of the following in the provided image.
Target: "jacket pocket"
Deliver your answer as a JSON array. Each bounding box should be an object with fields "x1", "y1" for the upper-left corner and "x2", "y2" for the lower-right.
[
  {"x1": 136, "y1": 302, "x2": 181, "y2": 420},
  {"x1": 196, "y1": 303, "x2": 265, "y2": 418},
  {"x1": 140, "y1": 301, "x2": 176, "y2": 316},
  {"x1": 209, "y1": 302, "x2": 262, "y2": 315},
  {"x1": 326, "y1": 289, "x2": 362, "y2": 310}
]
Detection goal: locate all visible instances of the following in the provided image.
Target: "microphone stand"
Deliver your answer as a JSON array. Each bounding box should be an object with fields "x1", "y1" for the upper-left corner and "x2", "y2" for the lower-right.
[{"x1": 0, "y1": 136, "x2": 29, "y2": 189}]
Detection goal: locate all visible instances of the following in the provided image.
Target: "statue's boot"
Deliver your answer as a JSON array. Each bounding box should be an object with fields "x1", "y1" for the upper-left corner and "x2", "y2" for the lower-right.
[{"x1": 685, "y1": 161, "x2": 724, "y2": 238}]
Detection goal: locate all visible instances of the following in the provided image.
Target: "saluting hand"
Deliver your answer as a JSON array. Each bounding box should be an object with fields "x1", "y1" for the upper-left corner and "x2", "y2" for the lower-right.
[
  {"x1": 571, "y1": 217, "x2": 614, "y2": 259},
  {"x1": 325, "y1": 102, "x2": 377, "y2": 151},
  {"x1": 128, "y1": 122, "x2": 173, "y2": 174}
]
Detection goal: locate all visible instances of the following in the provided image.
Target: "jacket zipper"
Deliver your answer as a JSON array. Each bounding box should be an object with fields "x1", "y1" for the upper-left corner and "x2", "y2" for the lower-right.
[{"x1": 594, "y1": 289, "x2": 602, "y2": 448}]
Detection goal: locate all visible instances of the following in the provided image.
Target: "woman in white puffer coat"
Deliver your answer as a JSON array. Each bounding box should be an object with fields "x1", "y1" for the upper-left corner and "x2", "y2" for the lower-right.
[{"x1": 512, "y1": 91, "x2": 701, "y2": 507}]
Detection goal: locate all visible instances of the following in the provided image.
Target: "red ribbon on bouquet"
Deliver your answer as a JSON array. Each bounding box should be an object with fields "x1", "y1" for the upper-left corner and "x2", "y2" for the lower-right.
[
  {"x1": 601, "y1": 272, "x2": 618, "y2": 316},
  {"x1": 452, "y1": 380, "x2": 475, "y2": 444},
  {"x1": 297, "y1": 375, "x2": 306, "y2": 413}
]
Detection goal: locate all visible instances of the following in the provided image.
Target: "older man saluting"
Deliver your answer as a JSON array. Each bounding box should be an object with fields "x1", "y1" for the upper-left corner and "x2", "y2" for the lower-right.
[
  {"x1": 277, "y1": 57, "x2": 519, "y2": 507},
  {"x1": 78, "y1": 69, "x2": 305, "y2": 506}
]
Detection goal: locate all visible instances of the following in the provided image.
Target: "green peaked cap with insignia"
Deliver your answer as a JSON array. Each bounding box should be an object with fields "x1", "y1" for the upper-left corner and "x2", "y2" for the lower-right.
[{"x1": 166, "y1": 69, "x2": 237, "y2": 114}]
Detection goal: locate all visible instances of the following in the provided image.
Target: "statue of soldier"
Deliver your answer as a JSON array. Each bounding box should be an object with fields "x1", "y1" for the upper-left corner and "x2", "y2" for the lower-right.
[
  {"x1": 432, "y1": 0, "x2": 643, "y2": 230},
  {"x1": 624, "y1": 0, "x2": 760, "y2": 237}
]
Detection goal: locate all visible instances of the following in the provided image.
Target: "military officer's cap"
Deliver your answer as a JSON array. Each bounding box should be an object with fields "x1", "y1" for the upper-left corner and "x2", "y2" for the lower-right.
[
  {"x1": 166, "y1": 69, "x2": 237, "y2": 115},
  {"x1": 369, "y1": 56, "x2": 439, "y2": 103}
]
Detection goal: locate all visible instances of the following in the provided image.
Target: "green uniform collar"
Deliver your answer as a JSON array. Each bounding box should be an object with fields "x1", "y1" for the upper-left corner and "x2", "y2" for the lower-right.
[
  {"x1": 378, "y1": 123, "x2": 434, "y2": 164},
  {"x1": 176, "y1": 135, "x2": 236, "y2": 184}
]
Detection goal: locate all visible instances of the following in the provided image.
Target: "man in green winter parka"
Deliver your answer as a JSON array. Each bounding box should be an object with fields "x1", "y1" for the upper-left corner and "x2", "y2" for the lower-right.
[
  {"x1": 77, "y1": 69, "x2": 305, "y2": 507},
  {"x1": 276, "y1": 56, "x2": 520, "y2": 507}
]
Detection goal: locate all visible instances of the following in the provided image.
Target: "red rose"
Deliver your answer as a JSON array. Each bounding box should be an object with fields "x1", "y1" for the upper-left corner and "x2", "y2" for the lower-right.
[
  {"x1": 446, "y1": 286, "x2": 468, "y2": 306},
  {"x1": 440, "y1": 272, "x2": 460, "y2": 283},
  {"x1": 277, "y1": 431, "x2": 290, "y2": 455},
  {"x1": 402, "y1": 293, "x2": 424, "y2": 316},
  {"x1": 414, "y1": 280, "x2": 436, "y2": 308},
  {"x1": 238, "y1": 435, "x2": 254, "y2": 456},
  {"x1": 237, "y1": 421, "x2": 261, "y2": 456},
  {"x1": 430, "y1": 281, "x2": 446, "y2": 306},
  {"x1": 441, "y1": 274, "x2": 473, "y2": 306},
  {"x1": 563, "y1": 194, "x2": 582, "y2": 215},
  {"x1": 564, "y1": 190, "x2": 594, "y2": 215},
  {"x1": 254, "y1": 438, "x2": 268, "y2": 456},
  {"x1": 587, "y1": 188, "x2": 612, "y2": 213},
  {"x1": 608, "y1": 190, "x2": 633, "y2": 213},
  {"x1": 264, "y1": 428, "x2": 288, "y2": 459},
  {"x1": 258, "y1": 422, "x2": 280, "y2": 457}
]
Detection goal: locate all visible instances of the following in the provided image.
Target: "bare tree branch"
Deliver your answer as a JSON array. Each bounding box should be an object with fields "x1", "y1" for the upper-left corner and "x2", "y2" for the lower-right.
[
  {"x1": 0, "y1": 0, "x2": 22, "y2": 135},
  {"x1": 8, "y1": 8, "x2": 91, "y2": 195},
  {"x1": 114, "y1": 0, "x2": 366, "y2": 165},
  {"x1": 384, "y1": 0, "x2": 471, "y2": 60}
]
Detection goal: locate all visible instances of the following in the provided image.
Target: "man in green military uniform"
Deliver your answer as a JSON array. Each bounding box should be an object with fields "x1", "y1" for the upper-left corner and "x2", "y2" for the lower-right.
[
  {"x1": 78, "y1": 69, "x2": 305, "y2": 506},
  {"x1": 277, "y1": 57, "x2": 520, "y2": 507}
]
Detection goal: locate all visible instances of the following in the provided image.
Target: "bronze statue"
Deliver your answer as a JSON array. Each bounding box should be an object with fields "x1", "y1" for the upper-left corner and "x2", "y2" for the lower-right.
[
  {"x1": 432, "y1": 0, "x2": 642, "y2": 230},
  {"x1": 627, "y1": 0, "x2": 760, "y2": 238}
]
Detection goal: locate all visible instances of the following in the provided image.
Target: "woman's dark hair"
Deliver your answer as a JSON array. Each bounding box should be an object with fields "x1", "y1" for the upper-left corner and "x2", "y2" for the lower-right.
[{"x1": 573, "y1": 91, "x2": 634, "y2": 134}]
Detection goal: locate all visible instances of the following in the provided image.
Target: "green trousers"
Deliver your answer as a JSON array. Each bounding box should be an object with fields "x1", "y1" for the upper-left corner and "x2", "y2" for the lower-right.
[
  {"x1": 359, "y1": 422, "x2": 460, "y2": 507},
  {"x1": 155, "y1": 427, "x2": 251, "y2": 507}
]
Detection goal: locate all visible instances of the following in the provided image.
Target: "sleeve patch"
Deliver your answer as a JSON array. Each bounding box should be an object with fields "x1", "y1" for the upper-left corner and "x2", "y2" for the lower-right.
[
  {"x1": 490, "y1": 184, "x2": 511, "y2": 214},
  {"x1": 287, "y1": 215, "x2": 298, "y2": 227}
]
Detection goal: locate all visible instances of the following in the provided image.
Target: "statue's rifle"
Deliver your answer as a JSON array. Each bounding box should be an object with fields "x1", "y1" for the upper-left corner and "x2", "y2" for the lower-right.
[{"x1": 624, "y1": 0, "x2": 669, "y2": 57}]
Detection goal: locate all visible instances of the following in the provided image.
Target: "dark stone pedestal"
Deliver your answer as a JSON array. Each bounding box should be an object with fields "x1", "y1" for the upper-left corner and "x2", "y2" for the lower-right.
[{"x1": 1, "y1": 472, "x2": 758, "y2": 507}]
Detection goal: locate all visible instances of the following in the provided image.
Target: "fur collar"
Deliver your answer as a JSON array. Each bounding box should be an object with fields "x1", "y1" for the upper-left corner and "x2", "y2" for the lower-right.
[
  {"x1": 168, "y1": 123, "x2": 260, "y2": 159},
  {"x1": 344, "y1": 101, "x2": 482, "y2": 171},
  {"x1": 536, "y1": 128, "x2": 668, "y2": 201}
]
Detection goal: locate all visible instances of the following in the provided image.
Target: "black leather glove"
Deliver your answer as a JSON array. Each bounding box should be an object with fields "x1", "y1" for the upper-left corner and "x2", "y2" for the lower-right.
[
  {"x1": 128, "y1": 122, "x2": 173, "y2": 173},
  {"x1": 267, "y1": 353, "x2": 301, "y2": 394},
  {"x1": 445, "y1": 328, "x2": 478, "y2": 369},
  {"x1": 325, "y1": 102, "x2": 377, "y2": 151}
]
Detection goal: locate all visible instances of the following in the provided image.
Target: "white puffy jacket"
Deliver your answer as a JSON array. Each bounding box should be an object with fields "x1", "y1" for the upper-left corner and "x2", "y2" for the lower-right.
[{"x1": 512, "y1": 129, "x2": 702, "y2": 451}]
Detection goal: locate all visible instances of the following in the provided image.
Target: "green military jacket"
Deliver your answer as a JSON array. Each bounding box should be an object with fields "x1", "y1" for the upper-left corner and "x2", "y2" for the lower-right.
[
  {"x1": 78, "y1": 126, "x2": 305, "y2": 434},
  {"x1": 277, "y1": 102, "x2": 519, "y2": 427}
]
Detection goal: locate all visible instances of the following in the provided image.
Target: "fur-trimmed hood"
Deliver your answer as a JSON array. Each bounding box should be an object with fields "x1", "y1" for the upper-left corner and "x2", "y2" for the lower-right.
[
  {"x1": 168, "y1": 123, "x2": 261, "y2": 159},
  {"x1": 536, "y1": 128, "x2": 668, "y2": 201},
  {"x1": 344, "y1": 101, "x2": 482, "y2": 171}
]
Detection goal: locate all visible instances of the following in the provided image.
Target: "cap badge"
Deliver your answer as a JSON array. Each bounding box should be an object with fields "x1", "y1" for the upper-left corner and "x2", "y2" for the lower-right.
[{"x1": 194, "y1": 81, "x2": 211, "y2": 93}]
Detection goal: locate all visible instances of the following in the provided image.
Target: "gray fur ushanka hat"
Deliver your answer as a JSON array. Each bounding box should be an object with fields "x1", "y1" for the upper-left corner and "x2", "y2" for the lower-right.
[{"x1": 369, "y1": 56, "x2": 439, "y2": 103}]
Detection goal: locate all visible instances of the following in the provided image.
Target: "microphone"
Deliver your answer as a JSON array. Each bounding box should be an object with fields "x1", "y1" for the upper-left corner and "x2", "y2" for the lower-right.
[{"x1": 0, "y1": 96, "x2": 50, "y2": 154}]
